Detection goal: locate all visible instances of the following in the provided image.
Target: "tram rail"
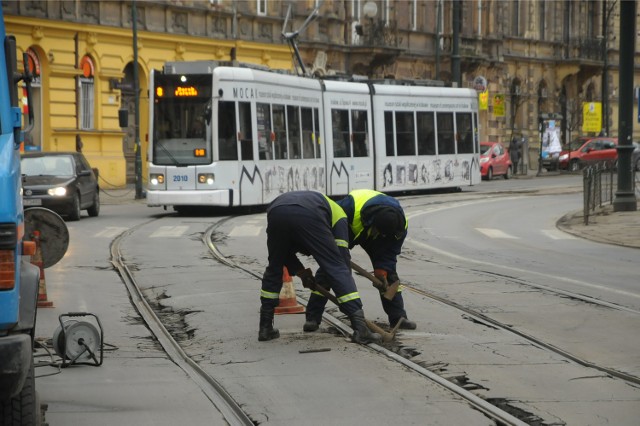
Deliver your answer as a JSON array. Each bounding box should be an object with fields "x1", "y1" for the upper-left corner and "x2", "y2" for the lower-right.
[
  {"x1": 110, "y1": 220, "x2": 254, "y2": 426},
  {"x1": 108, "y1": 205, "x2": 638, "y2": 426}
]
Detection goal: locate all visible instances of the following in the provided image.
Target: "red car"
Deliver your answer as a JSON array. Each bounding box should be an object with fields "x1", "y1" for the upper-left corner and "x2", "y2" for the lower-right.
[
  {"x1": 557, "y1": 137, "x2": 618, "y2": 171},
  {"x1": 480, "y1": 141, "x2": 513, "y2": 180}
]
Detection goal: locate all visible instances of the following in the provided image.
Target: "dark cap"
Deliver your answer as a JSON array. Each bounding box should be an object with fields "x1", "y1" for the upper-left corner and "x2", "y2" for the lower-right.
[{"x1": 373, "y1": 208, "x2": 404, "y2": 238}]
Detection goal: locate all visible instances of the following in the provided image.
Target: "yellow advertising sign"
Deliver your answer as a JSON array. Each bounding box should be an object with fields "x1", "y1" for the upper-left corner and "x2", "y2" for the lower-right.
[
  {"x1": 479, "y1": 90, "x2": 488, "y2": 111},
  {"x1": 582, "y1": 102, "x2": 602, "y2": 133},
  {"x1": 493, "y1": 94, "x2": 505, "y2": 117}
]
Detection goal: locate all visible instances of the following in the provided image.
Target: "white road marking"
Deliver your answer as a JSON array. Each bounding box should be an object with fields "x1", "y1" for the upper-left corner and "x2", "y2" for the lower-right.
[
  {"x1": 149, "y1": 226, "x2": 189, "y2": 238},
  {"x1": 229, "y1": 225, "x2": 263, "y2": 237},
  {"x1": 541, "y1": 229, "x2": 577, "y2": 240},
  {"x1": 95, "y1": 227, "x2": 129, "y2": 238},
  {"x1": 475, "y1": 228, "x2": 518, "y2": 239}
]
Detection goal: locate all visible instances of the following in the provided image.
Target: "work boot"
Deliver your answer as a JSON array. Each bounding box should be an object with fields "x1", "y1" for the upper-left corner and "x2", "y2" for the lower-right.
[
  {"x1": 302, "y1": 312, "x2": 322, "y2": 331},
  {"x1": 303, "y1": 320, "x2": 320, "y2": 332},
  {"x1": 349, "y1": 309, "x2": 382, "y2": 344},
  {"x1": 390, "y1": 317, "x2": 417, "y2": 330},
  {"x1": 258, "y1": 307, "x2": 280, "y2": 341}
]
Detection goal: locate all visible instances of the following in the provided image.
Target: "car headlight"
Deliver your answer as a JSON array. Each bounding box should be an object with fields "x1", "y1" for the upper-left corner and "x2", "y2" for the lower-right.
[
  {"x1": 479, "y1": 157, "x2": 489, "y2": 164},
  {"x1": 559, "y1": 154, "x2": 569, "y2": 161},
  {"x1": 47, "y1": 186, "x2": 67, "y2": 196}
]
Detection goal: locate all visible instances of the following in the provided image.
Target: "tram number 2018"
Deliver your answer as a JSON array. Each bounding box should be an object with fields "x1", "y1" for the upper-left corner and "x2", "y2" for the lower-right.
[{"x1": 173, "y1": 175, "x2": 189, "y2": 182}]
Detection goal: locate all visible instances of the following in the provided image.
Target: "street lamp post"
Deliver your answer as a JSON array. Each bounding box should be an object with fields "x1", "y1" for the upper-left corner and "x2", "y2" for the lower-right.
[
  {"x1": 133, "y1": 0, "x2": 143, "y2": 199},
  {"x1": 601, "y1": 0, "x2": 616, "y2": 136}
]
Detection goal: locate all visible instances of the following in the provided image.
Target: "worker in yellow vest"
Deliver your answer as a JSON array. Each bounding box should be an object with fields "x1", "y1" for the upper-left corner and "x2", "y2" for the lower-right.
[
  {"x1": 304, "y1": 189, "x2": 416, "y2": 332},
  {"x1": 259, "y1": 191, "x2": 381, "y2": 344}
]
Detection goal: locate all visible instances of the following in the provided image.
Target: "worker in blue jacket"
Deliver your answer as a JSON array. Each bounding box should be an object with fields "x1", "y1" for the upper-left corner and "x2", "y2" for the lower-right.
[
  {"x1": 304, "y1": 189, "x2": 416, "y2": 331},
  {"x1": 259, "y1": 191, "x2": 381, "y2": 344}
]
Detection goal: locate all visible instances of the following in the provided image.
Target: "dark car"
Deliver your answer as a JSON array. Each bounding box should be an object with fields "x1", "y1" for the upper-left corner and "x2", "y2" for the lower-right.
[
  {"x1": 480, "y1": 141, "x2": 513, "y2": 180},
  {"x1": 553, "y1": 136, "x2": 618, "y2": 171},
  {"x1": 21, "y1": 152, "x2": 100, "y2": 221}
]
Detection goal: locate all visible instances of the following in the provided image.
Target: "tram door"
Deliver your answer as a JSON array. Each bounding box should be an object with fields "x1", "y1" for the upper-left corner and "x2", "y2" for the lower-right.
[
  {"x1": 236, "y1": 101, "x2": 262, "y2": 206},
  {"x1": 323, "y1": 83, "x2": 375, "y2": 197}
]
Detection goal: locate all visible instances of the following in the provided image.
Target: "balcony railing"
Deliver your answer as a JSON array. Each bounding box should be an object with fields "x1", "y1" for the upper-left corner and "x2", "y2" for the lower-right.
[
  {"x1": 354, "y1": 20, "x2": 401, "y2": 48},
  {"x1": 565, "y1": 38, "x2": 605, "y2": 61}
]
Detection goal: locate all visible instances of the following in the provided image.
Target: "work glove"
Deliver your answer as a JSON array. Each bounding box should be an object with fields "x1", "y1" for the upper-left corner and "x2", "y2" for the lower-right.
[
  {"x1": 373, "y1": 269, "x2": 389, "y2": 289},
  {"x1": 387, "y1": 271, "x2": 399, "y2": 284},
  {"x1": 297, "y1": 268, "x2": 317, "y2": 290}
]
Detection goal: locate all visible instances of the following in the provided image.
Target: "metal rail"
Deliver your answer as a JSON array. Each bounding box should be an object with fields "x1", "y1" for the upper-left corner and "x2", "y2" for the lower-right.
[
  {"x1": 404, "y1": 283, "x2": 640, "y2": 386},
  {"x1": 202, "y1": 225, "x2": 528, "y2": 426},
  {"x1": 110, "y1": 222, "x2": 254, "y2": 426}
]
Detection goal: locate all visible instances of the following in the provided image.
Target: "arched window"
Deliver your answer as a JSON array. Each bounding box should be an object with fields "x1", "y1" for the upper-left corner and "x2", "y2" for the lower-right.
[
  {"x1": 537, "y1": 80, "x2": 548, "y2": 114},
  {"x1": 79, "y1": 55, "x2": 95, "y2": 130}
]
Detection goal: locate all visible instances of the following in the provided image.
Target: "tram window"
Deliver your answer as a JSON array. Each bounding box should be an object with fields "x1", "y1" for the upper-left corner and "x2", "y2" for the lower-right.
[
  {"x1": 456, "y1": 112, "x2": 473, "y2": 154},
  {"x1": 473, "y1": 113, "x2": 479, "y2": 153},
  {"x1": 396, "y1": 111, "x2": 416, "y2": 156},
  {"x1": 287, "y1": 105, "x2": 302, "y2": 159},
  {"x1": 436, "y1": 112, "x2": 455, "y2": 155},
  {"x1": 417, "y1": 111, "x2": 436, "y2": 155},
  {"x1": 257, "y1": 103, "x2": 272, "y2": 160},
  {"x1": 351, "y1": 110, "x2": 368, "y2": 157},
  {"x1": 384, "y1": 111, "x2": 395, "y2": 156},
  {"x1": 272, "y1": 104, "x2": 287, "y2": 159},
  {"x1": 301, "y1": 107, "x2": 315, "y2": 159},
  {"x1": 218, "y1": 101, "x2": 238, "y2": 160},
  {"x1": 332, "y1": 109, "x2": 350, "y2": 158},
  {"x1": 314, "y1": 108, "x2": 322, "y2": 158},
  {"x1": 238, "y1": 102, "x2": 254, "y2": 160}
]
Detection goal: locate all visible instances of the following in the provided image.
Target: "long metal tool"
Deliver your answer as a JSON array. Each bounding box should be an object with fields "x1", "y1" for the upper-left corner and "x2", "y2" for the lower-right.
[
  {"x1": 350, "y1": 260, "x2": 400, "y2": 301},
  {"x1": 311, "y1": 284, "x2": 395, "y2": 343}
]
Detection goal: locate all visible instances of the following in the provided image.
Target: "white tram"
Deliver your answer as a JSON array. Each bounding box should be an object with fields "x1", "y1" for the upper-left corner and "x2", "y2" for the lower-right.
[{"x1": 147, "y1": 61, "x2": 480, "y2": 209}]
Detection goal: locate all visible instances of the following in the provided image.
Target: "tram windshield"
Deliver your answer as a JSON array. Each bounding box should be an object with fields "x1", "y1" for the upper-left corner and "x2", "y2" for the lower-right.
[{"x1": 152, "y1": 73, "x2": 212, "y2": 166}]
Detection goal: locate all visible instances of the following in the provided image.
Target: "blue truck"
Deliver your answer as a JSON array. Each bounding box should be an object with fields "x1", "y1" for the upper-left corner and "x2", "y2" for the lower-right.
[{"x1": 0, "y1": 8, "x2": 42, "y2": 425}]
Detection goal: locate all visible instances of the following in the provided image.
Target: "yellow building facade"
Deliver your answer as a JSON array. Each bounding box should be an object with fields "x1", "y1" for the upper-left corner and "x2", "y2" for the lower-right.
[{"x1": 4, "y1": 4, "x2": 292, "y2": 188}]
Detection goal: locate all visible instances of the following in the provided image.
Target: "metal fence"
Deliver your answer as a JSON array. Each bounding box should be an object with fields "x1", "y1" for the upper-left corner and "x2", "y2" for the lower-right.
[{"x1": 582, "y1": 161, "x2": 639, "y2": 225}]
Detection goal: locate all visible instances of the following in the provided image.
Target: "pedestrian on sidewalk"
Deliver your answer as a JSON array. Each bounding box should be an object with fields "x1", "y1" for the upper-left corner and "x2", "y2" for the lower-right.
[
  {"x1": 509, "y1": 134, "x2": 521, "y2": 175},
  {"x1": 304, "y1": 189, "x2": 416, "y2": 332},
  {"x1": 258, "y1": 190, "x2": 381, "y2": 344}
]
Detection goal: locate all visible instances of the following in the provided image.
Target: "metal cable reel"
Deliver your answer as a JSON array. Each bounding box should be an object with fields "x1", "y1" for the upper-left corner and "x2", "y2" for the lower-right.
[{"x1": 52, "y1": 313, "x2": 104, "y2": 368}]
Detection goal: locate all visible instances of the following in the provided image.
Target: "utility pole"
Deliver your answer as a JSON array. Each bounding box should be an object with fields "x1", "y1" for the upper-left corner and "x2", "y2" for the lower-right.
[
  {"x1": 451, "y1": 0, "x2": 461, "y2": 87},
  {"x1": 601, "y1": 0, "x2": 616, "y2": 136},
  {"x1": 133, "y1": 0, "x2": 143, "y2": 199},
  {"x1": 613, "y1": 0, "x2": 637, "y2": 212}
]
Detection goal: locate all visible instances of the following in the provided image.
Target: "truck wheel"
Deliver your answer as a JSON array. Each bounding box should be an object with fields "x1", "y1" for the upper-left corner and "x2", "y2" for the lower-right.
[{"x1": 0, "y1": 356, "x2": 40, "y2": 425}]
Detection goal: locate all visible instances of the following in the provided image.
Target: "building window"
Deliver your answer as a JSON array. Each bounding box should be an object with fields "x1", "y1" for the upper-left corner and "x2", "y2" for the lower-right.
[
  {"x1": 78, "y1": 55, "x2": 95, "y2": 130},
  {"x1": 539, "y1": 0, "x2": 546, "y2": 41},
  {"x1": 352, "y1": 0, "x2": 361, "y2": 21},
  {"x1": 383, "y1": 0, "x2": 390, "y2": 25},
  {"x1": 257, "y1": 0, "x2": 267, "y2": 16},
  {"x1": 410, "y1": 0, "x2": 417, "y2": 31},
  {"x1": 511, "y1": 0, "x2": 520, "y2": 37}
]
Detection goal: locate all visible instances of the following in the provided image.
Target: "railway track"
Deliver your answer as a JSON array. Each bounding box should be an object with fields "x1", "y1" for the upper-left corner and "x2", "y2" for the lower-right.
[
  {"x1": 110, "y1": 220, "x2": 254, "y2": 426},
  {"x1": 110, "y1": 216, "x2": 528, "y2": 426},
  {"x1": 109, "y1": 205, "x2": 638, "y2": 426}
]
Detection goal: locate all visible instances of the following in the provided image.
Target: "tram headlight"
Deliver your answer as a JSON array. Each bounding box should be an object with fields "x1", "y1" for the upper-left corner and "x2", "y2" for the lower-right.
[
  {"x1": 198, "y1": 173, "x2": 215, "y2": 185},
  {"x1": 150, "y1": 173, "x2": 165, "y2": 185}
]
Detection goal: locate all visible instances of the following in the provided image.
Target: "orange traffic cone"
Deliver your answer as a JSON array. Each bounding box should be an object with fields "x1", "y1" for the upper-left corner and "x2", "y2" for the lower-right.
[
  {"x1": 274, "y1": 267, "x2": 305, "y2": 315},
  {"x1": 31, "y1": 231, "x2": 53, "y2": 308}
]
